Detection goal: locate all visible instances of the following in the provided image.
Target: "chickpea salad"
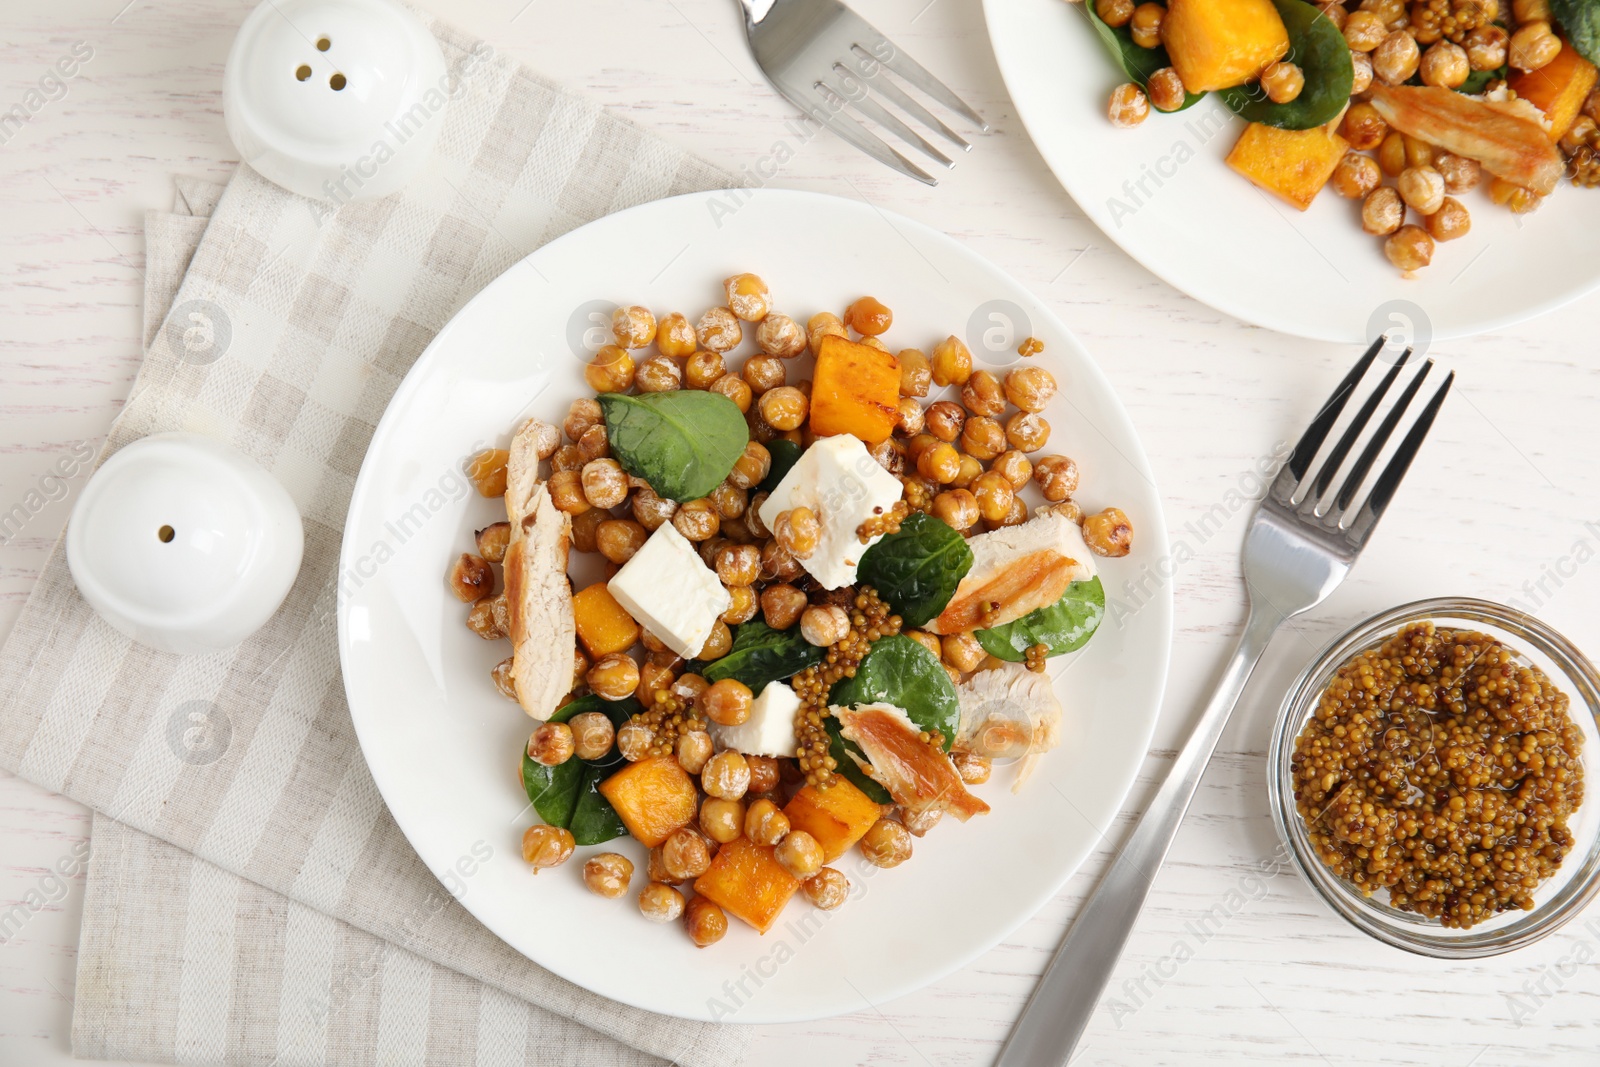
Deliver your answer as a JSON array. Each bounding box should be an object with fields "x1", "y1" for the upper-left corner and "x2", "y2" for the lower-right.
[
  {"x1": 445, "y1": 275, "x2": 1133, "y2": 947},
  {"x1": 1081, "y1": 0, "x2": 1600, "y2": 274}
]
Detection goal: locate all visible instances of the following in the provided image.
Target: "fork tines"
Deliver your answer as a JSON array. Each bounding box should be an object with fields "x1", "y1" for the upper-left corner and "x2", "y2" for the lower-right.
[
  {"x1": 1269, "y1": 336, "x2": 1454, "y2": 547},
  {"x1": 745, "y1": 0, "x2": 988, "y2": 185}
]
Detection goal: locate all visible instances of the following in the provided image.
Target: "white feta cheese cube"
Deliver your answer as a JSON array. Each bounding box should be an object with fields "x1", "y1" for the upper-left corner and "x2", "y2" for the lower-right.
[
  {"x1": 607, "y1": 521, "x2": 730, "y2": 658},
  {"x1": 709, "y1": 680, "x2": 800, "y2": 757},
  {"x1": 757, "y1": 435, "x2": 904, "y2": 589}
]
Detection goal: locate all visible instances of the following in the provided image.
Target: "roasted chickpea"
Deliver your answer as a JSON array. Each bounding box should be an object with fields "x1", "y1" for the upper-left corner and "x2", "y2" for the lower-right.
[
  {"x1": 1147, "y1": 66, "x2": 1188, "y2": 112},
  {"x1": 959, "y1": 416, "x2": 1006, "y2": 462},
  {"x1": 744, "y1": 798, "x2": 791, "y2": 846},
  {"x1": 1464, "y1": 25, "x2": 1508, "y2": 71},
  {"x1": 685, "y1": 897, "x2": 728, "y2": 947},
  {"x1": 638, "y1": 653, "x2": 677, "y2": 702},
  {"x1": 1108, "y1": 81, "x2": 1150, "y2": 127},
  {"x1": 760, "y1": 539, "x2": 803, "y2": 582},
  {"x1": 756, "y1": 312, "x2": 807, "y2": 358},
  {"x1": 801, "y1": 604, "x2": 851, "y2": 647},
  {"x1": 527, "y1": 721, "x2": 575, "y2": 766},
  {"x1": 551, "y1": 444, "x2": 585, "y2": 474},
  {"x1": 1317, "y1": 1, "x2": 1348, "y2": 30},
  {"x1": 584, "y1": 344, "x2": 635, "y2": 393},
  {"x1": 588, "y1": 653, "x2": 640, "y2": 700},
  {"x1": 1418, "y1": 39, "x2": 1470, "y2": 87},
  {"x1": 930, "y1": 335, "x2": 973, "y2": 387},
  {"x1": 564, "y1": 398, "x2": 602, "y2": 442},
  {"x1": 952, "y1": 748, "x2": 992, "y2": 784},
  {"x1": 905, "y1": 432, "x2": 940, "y2": 465},
  {"x1": 583, "y1": 852, "x2": 634, "y2": 898},
  {"x1": 942, "y1": 632, "x2": 985, "y2": 673},
  {"x1": 1005, "y1": 412, "x2": 1051, "y2": 452},
  {"x1": 1342, "y1": 102, "x2": 1388, "y2": 151},
  {"x1": 1361, "y1": 186, "x2": 1405, "y2": 236},
  {"x1": 1129, "y1": 2, "x2": 1164, "y2": 47},
  {"x1": 807, "y1": 312, "x2": 847, "y2": 357},
  {"x1": 746, "y1": 754, "x2": 780, "y2": 794},
  {"x1": 755, "y1": 386, "x2": 805, "y2": 431},
  {"x1": 661, "y1": 827, "x2": 713, "y2": 882},
  {"x1": 475, "y1": 521, "x2": 511, "y2": 564},
  {"x1": 895, "y1": 397, "x2": 926, "y2": 437},
  {"x1": 638, "y1": 882, "x2": 686, "y2": 923},
  {"x1": 931, "y1": 488, "x2": 980, "y2": 531},
  {"x1": 1004, "y1": 366, "x2": 1057, "y2": 413},
  {"x1": 859, "y1": 820, "x2": 913, "y2": 868},
  {"x1": 569, "y1": 711, "x2": 616, "y2": 761},
  {"x1": 1260, "y1": 60, "x2": 1305, "y2": 103},
  {"x1": 491, "y1": 656, "x2": 517, "y2": 700},
  {"x1": 711, "y1": 481, "x2": 749, "y2": 522},
  {"x1": 466, "y1": 448, "x2": 509, "y2": 497},
  {"x1": 773, "y1": 506, "x2": 821, "y2": 558},
  {"x1": 738, "y1": 356, "x2": 785, "y2": 398},
  {"x1": 1488, "y1": 176, "x2": 1543, "y2": 213},
  {"x1": 466, "y1": 596, "x2": 501, "y2": 639},
  {"x1": 950, "y1": 454, "x2": 984, "y2": 490},
  {"x1": 960, "y1": 370, "x2": 1007, "y2": 417},
  {"x1": 635, "y1": 355, "x2": 684, "y2": 393},
  {"x1": 609, "y1": 305, "x2": 656, "y2": 350},
  {"x1": 697, "y1": 678, "x2": 753, "y2": 728},
  {"x1": 898, "y1": 348, "x2": 933, "y2": 397},
  {"x1": 991, "y1": 450, "x2": 1033, "y2": 490},
  {"x1": 697, "y1": 620, "x2": 733, "y2": 660},
  {"x1": 1097, "y1": 0, "x2": 1134, "y2": 27},
  {"x1": 1397, "y1": 165, "x2": 1445, "y2": 215},
  {"x1": 1514, "y1": 0, "x2": 1550, "y2": 20},
  {"x1": 566, "y1": 508, "x2": 604, "y2": 555},
  {"x1": 1375, "y1": 132, "x2": 1406, "y2": 179},
  {"x1": 617, "y1": 720, "x2": 655, "y2": 762},
  {"x1": 1434, "y1": 152, "x2": 1480, "y2": 194},
  {"x1": 699, "y1": 796, "x2": 745, "y2": 843},
  {"x1": 718, "y1": 442, "x2": 767, "y2": 493},
  {"x1": 577, "y1": 423, "x2": 610, "y2": 463},
  {"x1": 576, "y1": 458, "x2": 625, "y2": 510},
  {"x1": 761, "y1": 584, "x2": 808, "y2": 629},
  {"x1": 917, "y1": 442, "x2": 962, "y2": 484},
  {"x1": 985, "y1": 494, "x2": 1028, "y2": 532},
  {"x1": 714, "y1": 543, "x2": 760, "y2": 587},
  {"x1": 845, "y1": 296, "x2": 893, "y2": 336},
  {"x1": 1350, "y1": 48, "x2": 1374, "y2": 92},
  {"x1": 1033, "y1": 455, "x2": 1080, "y2": 502},
  {"x1": 802, "y1": 868, "x2": 850, "y2": 910},
  {"x1": 1083, "y1": 507, "x2": 1134, "y2": 556},
  {"x1": 656, "y1": 312, "x2": 697, "y2": 358},
  {"x1": 696, "y1": 306, "x2": 742, "y2": 352},
  {"x1": 449, "y1": 553, "x2": 493, "y2": 602},
  {"x1": 1425, "y1": 196, "x2": 1472, "y2": 241},
  {"x1": 672, "y1": 498, "x2": 720, "y2": 541},
  {"x1": 630, "y1": 485, "x2": 676, "y2": 531},
  {"x1": 1329, "y1": 153, "x2": 1380, "y2": 200},
  {"x1": 1362, "y1": 0, "x2": 1407, "y2": 30},
  {"x1": 925, "y1": 400, "x2": 966, "y2": 442},
  {"x1": 1509, "y1": 20, "x2": 1559, "y2": 71},
  {"x1": 724, "y1": 273, "x2": 771, "y2": 322},
  {"x1": 722, "y1": 584, "x2": 759, "y2": 625},
  {"x1": 970, "y1": 470, "x2": 1015, "y2": 524},
  {"x1": 521, "y1": 825, "x2": 576, "y2": 871},
  {"x1": 1385, "y1": 223, "x2": 1435, "y2": 272},
  {"x1": 775, "y1": 830, "x2": 824, "y2": 879},
  {"x1": 1344, "y1": 9, "x2": 1387, "y2": 49},
  {"x1": 674, "y1": 350, "x2": 720, "y2": 392},
  {"x1": 703, "y1": 750, "x2": 751, "y2": 800}
]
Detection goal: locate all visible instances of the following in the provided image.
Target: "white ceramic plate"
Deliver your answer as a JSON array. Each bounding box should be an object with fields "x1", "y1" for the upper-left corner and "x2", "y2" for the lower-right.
[
  {"x1": 984, "y1": 0, "x2": 1600, "y2": 342},
  {"x1": 337, "y1": 189, "x2": 1172, "y2": 1022}
]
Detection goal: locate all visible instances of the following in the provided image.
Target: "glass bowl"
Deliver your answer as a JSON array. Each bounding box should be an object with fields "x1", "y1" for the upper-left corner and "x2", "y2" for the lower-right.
[{"x1": 1268, "y1": 597, "x2": 1600, "y2": 957}]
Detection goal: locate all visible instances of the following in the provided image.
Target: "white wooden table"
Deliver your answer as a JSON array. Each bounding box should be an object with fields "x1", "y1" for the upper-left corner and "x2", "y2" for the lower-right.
[{"x1": 4, "y1": 0, "x2": 1600, "y2": 1064}]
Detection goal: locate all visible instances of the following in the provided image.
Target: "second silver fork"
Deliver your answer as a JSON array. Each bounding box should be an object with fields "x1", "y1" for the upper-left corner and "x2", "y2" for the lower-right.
[
  {"x1": 736, "y1": 0, "x2": 987, "y2": 184},
  {"x1": 997, "y1": 338, "x2": 1455, "y2": 1066}
]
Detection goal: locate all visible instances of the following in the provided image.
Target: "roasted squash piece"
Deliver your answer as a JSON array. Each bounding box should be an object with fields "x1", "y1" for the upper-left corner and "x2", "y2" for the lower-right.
[
  {"x1": 809, "y1": 334, "x2": 901, "y2": 444},
  {"x1": 597, "y1": 756, "x2": 697, "y2": 847},
  {"x1": 1227, "y1": 121, "x2": 1350, "y2": 210},
  {"x1": 783, "y1": 778, "x2": 882, "y2": 863},
  {"x1": 693, "y1": 837, "x2": 800, "y2": 933},
  {"x1": 1509, "y1": 42, "x2": 1598, "y2": 142},
  {"x1": 1160, "y1": 0, "x2": 1289, "y2": 92},
  {"x1": 572, "y1": 582, "x2": 640, "y2": 658}
]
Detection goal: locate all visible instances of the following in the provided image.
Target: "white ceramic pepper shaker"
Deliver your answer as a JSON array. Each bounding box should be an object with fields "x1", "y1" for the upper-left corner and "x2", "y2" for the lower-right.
[
  {"x1": 222, "y1": 0, "x2": 447, "y2": 204},
  {"x1": 65, "y1": 433, "x2": 304, "y2": 656}
]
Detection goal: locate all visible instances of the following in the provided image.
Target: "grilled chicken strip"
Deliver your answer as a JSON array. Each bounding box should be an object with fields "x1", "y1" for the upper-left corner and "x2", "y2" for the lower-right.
[
  {"x1": 503, "y1": 417, "x2": 572, "y2": 720},
  {"x1": 834, "y1": 702, "x2": 990, "y2": 821},
  {"x1": 927, "y1": 511, "x2": 1096, "y2": 635}
]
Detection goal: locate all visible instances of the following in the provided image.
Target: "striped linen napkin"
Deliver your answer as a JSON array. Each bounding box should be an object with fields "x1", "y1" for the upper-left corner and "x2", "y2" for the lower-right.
[{"x1": 0, "y1": 10, "x2": 747, "y2": 1066}]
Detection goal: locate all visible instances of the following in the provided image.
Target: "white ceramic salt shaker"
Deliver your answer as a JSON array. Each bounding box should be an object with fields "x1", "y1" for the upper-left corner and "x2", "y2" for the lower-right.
[
  {"x1": 65, "y1": 433, "x2": 305, "y2": 656},
  {"x1": 222, "y1": 0, "x2": 447, "y2": 203}
]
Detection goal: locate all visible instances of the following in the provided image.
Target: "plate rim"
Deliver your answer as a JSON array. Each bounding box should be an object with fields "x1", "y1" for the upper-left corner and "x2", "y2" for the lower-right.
[{"x1": 336, "y1": 186, "x2": 1175, "y2": 1022}]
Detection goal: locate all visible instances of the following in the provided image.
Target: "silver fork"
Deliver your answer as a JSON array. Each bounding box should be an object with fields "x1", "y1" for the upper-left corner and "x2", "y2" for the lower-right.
[
  {"x1": 736, "y1": 0, "x2": 988, "y2": 185},
  {"x1": 996, "y1": 339, "x2": 1455, "y2": 1067}
]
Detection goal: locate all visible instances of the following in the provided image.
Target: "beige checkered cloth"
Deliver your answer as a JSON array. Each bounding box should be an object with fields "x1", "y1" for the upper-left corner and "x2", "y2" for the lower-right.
[{"x1": 0, "y1": 12, "x2": 748, "y2": 1067}]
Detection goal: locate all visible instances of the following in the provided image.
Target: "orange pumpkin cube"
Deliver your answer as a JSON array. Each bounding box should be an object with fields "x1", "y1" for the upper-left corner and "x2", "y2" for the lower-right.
[
  {"x1": 572, "y1": 582, "x2": 640, "y2": 658},
  {"x1": 1509, "y1": 42, "x2": 1598, "y2": 142},
  {"x1": 1226, "y1": 121, "x2": 1350, "y2": 211},
  {"x1": 809, "y1": 334, "x2": 901, "y2": 444},
  {"x1": 782, "y1": 779, "x2": 883, "y2": 864},
  {"x1": 692, "y1": 837, "x2": 801, "y2": 933},
  {"x1": 597, "y1": 756, "x2": 699, "y2": 847},
  {"x1": 1160, "y1": 0, "x2": 1289, "y2": 91}
]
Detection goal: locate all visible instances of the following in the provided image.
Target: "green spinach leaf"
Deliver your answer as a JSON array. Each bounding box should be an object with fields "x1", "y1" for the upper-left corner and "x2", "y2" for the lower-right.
[
  {"x1": 1455, "y1": 64, "x2": 1506, "y2": 95},
  {"x1": 760, "y1": 438, "x2": 804, "y2": 494},
  {"x1": 1218, "y1": 0, "x2": 1353, "y2": 129},
  {"x1": 826, "y1": 635, "x2": 962, "y2": 803},
  {"x1": 1553, "y1": 0, "x2": 1600, "y2": 66},
  {"x1": 701, "y1": 619, "x2": 824, "y2": 691},
  {"x1": 856, "y1": 511, "x2": 973, "y2": 628},
  {"x1": 598, "y1": 391, "x2": 747, "y2": 502},
  {"x1": 520, "y1": 695, "x2": 637, "y2": 845},
  {"x1": 1086, "y1": 3, "x2": 1205, "y2": 111},
  {"x1": 975, "y1": 577, "x2": 1107, "y2": 662}
]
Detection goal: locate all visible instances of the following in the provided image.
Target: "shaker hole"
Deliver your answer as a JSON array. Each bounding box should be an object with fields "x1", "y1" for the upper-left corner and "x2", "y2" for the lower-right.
[
  {"x1": 330, "y1": 72, "x2": 347, "y2": 91},
  {"x1": 295, "y1": 64, "x2": 312, "y2": 82},
  {"x1": 158, "y1": 525, "x2": 175, "y2": 543},
  {"x1": 316, "y1": 36, "x2": 331, "y2": 51}
]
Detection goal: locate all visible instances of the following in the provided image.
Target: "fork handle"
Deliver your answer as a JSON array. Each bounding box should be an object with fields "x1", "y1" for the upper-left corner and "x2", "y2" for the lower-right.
[{"x1": 995, "y1": 602, "x2": 1285, "y2": 1067}]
